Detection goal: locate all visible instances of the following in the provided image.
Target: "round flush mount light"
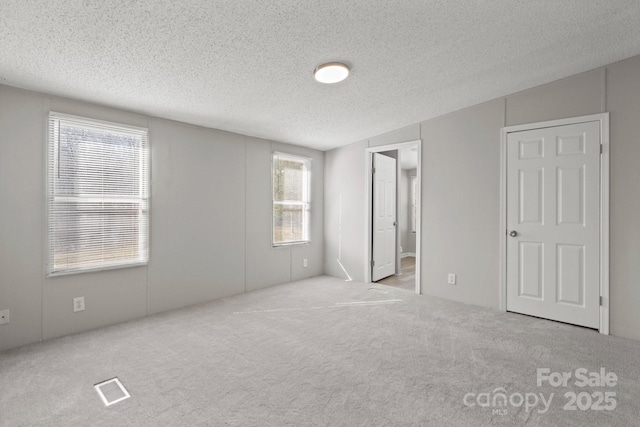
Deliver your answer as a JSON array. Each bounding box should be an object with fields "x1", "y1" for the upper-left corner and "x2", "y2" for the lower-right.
[{"x1": 314, "y1": 62, "x2": 350, "y2": 84}]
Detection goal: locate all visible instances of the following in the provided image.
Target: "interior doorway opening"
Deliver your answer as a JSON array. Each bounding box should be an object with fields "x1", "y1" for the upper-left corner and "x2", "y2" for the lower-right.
[{"x1": 365, "y1": 140, "x2": 421, "y2": 294}]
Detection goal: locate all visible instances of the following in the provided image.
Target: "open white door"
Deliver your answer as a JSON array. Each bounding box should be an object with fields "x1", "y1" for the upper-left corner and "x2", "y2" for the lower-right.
[
  {"x1": 372, "y1": 153, "x2": 397, "y2": 281},
  {"x1": 506, "y1": 121, "x2": 601, "y2": 328}
]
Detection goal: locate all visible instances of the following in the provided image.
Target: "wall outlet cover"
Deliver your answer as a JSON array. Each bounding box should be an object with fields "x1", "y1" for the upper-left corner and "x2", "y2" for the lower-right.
[
  {"x1": 448, "y1": 274, "x2": 457, "y2": 285},
  {"x1": 73, "y1": 297, "x2": 85, "y2": 312}
]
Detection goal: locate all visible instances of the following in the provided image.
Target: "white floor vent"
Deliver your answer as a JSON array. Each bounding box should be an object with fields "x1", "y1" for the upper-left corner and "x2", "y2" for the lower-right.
[{"x1": 95, "y1": 377, "x2": 130, "y2": 407}]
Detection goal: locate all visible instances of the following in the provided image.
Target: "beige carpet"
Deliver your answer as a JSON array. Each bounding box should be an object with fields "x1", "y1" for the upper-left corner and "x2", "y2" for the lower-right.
[{"x1": 1, "y1": 276, "x2": 639, "y2": 426}]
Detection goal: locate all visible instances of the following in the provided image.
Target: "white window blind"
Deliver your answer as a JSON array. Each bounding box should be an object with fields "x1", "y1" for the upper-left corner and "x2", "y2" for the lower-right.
[
  {"x1": 272, "y1": 152, "x2": 311, "y2": 246},
  {"x1": 47, "y1": 113, "x2": 149, "y2": 276}
]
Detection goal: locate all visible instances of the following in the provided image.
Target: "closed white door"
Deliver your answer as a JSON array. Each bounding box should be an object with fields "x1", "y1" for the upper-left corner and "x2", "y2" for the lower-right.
[
  {"x1": 506, "y1": 121, "x2": 600, "y2": 328},
  {"x1": 372, "y1": 153, "x2": 397, "y2": 281}
]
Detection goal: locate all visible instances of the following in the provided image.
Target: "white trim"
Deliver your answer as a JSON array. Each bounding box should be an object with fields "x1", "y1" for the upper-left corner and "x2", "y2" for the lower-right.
[
  {"x1": 395, "y1": 153, "x2": 402, "y2": 274},
  {"x1": 401, "y1": 252, "x2": 416, "y2": 258},
  {"x1": 499, "y1": 125, "x2": 508, "y2": 313},
  {"x1": 271, "y1": 151, "x2": 312, "y2": 247},
  {"x1": 46, "y1": 112, "x2": 150, "y2": 277},
  {"x1": 47, "y1": 261, "x2": 148, "y2": 278},
  {"x1": 599, "y1": 114, "x2": 610, "y2": 335},
  {"x1": 272, "y1": 151, "x2": 313, "y2": 163},
  {"x1": 498, "y1": 113, "x2": 607, "y2": 134},
  {"x1": 49, "y1": 111, "x2": 148, "y2": 134},
  {"x1": 499, "y1": 113, "x2": 610, "y2": 335},
  {"x1": 94, "y1": 377, "x2": 130, "y2": 407},
  {"x1": 365, "y1": 140, "x2": 422, "y2": 295}
]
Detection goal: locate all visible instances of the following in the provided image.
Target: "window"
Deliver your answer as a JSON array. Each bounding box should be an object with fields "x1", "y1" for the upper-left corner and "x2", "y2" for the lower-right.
[
  {"x1": 272, "y1": 152, "x2": 311, "y2": 246},
  {"x1": 411, "y1": 175, "x2": 418, "y2": 233},
  {"x1": 47, "y1": 113, "x2": 149, "y2": 276}
]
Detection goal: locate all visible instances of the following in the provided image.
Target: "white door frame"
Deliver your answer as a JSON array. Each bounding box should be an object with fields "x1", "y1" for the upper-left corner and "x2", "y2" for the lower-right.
[
  {"x1": 365, "y1": 140, "x2": 422, "y2": 294},
  {"x1": 499, "y1": 113, "x2": 610, "y2": 334}
]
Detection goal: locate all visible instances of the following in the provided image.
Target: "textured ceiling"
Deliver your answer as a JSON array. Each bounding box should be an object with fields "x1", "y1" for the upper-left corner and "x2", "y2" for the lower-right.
[{"x1": 2, "y1": 1, "x2": 640, "y2": 151}]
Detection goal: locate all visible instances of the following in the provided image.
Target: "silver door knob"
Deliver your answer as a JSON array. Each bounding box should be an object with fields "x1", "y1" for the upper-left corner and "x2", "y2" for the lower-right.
[{"x1": 509, "y1": 230, "x2": 518, "y2": 237}]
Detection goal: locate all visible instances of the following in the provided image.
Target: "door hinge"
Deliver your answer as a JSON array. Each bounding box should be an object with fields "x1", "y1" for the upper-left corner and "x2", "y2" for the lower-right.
[
  {"x1": 600, "y1": 144, "x2": 603, "y2": 154},
  {"x1": 371, "y1": 260, "x2": 375, "y2": 267},
  {"x1": 372, "y1": 167, "x2": 376, "y2": 174},
  {"x1": 599, "y1": 296, "x2": 603, "y2": 306}
]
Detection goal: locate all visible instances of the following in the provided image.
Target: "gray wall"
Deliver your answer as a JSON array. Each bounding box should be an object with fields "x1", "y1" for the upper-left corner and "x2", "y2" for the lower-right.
[
  {"x1": 399, "y1": 168, "x2": 417, "y2": 255},
  {"x1": 324, "y1": 54, "x2": 640, "y2": 341},
  {"x1": 0, "y1": 85, "x2": 324, "y2": 351},
  {"x1": 324, "y1": 140, "x2": 368, "y2": 281}
]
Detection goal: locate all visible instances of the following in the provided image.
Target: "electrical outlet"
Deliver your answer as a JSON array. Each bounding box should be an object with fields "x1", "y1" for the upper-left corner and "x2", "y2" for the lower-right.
[
  {"x1": 448, "y1": 274, "x2": 457, "y2": 285},
  {"x1": 0, "y1": 309, "x2": 9, "y2": 325},
  {"x1": 73, "y1": 297, "x2": 85, "y2": 312},
  {"x1": 303, "y1": 258, "x2": 308, "y2": 268}
]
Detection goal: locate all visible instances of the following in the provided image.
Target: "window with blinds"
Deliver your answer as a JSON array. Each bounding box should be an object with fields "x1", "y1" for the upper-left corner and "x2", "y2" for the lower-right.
[
  {"x1": 272, "y1": 152, "x2": 311, "y2": 246},
  {"x1": 47, "y1": 113, "x2": 149, "y2": 276}
]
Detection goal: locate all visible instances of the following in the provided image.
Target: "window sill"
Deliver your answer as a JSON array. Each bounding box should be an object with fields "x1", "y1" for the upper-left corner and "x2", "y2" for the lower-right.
[
  {"x1": 272, "y1": 241, "x2": 311, "y2": 248},
  {"x1": 47, "y1": 261, "x2": 148, "y2": 278}
]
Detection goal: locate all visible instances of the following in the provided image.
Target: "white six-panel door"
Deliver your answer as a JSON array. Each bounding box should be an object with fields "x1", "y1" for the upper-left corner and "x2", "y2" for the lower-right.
[
  {"x1": 506, "y1": 121, "x2": 601, "y2": 328},
  {"x1": 372, "y1": 153, "x2": 397, "y2": 281}
]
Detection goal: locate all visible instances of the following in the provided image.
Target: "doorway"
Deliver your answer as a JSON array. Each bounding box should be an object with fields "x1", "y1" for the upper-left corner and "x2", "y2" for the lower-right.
[
  {"x1": 365, "y1": 140, "x2": 422, "y2": 294},
  {"x1": 499, "y1": 114, "x2": 609, "y2": 333}
]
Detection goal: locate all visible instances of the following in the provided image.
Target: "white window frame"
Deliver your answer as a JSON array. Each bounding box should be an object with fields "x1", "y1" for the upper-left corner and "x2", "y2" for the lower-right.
[
  {"x1": 46, "y1": 112, "x2": 150, "y2": 276},
  {"x1": 272, "y1": 152, "x2": 311, "y2": 247}
]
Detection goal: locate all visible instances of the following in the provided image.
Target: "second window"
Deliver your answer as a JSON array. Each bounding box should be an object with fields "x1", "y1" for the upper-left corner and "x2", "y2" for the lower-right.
[{"x1": 272, "y1": 152, "x2": 311, "y2": 246}]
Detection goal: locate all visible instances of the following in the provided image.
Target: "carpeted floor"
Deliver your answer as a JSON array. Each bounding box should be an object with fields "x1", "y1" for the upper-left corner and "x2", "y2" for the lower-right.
[{"x1": 1, "y1": 276, "x2": 639, "y2": 426}]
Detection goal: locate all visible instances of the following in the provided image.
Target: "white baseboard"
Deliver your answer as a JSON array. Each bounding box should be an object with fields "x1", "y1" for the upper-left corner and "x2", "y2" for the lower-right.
[{"x1": 401, "y1": 252, "x2": 416, "y2": 258}]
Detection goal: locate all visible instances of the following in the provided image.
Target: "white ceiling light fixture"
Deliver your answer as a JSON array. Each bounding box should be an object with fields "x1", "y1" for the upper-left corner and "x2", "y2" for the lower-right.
[{"x1": 314, "y1": 62, "x2": 350, "y2": 84}]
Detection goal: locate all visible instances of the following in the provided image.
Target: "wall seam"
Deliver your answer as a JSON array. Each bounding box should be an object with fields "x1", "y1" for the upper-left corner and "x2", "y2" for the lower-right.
[
  {"x1": 41, "y1": 94, "x2": 49, "y2": 343},
  {"x1": 146, "y1": 117, "x2": 151, "y2": 316},
  {"x1": 503, "y1": 97, "x2": 507, "y2": 127},
  {"x1": 244, "y1": 137, "x2": 248, "y2": 293},
  {"x1": 601, "y1": 67, "x2": 607, "y2": 113}
]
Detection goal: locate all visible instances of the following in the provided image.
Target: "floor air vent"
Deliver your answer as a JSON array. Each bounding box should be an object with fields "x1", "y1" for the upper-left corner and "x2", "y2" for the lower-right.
[{"x1": 95, "y1": 377, "x2": 130, "y2": 407}]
